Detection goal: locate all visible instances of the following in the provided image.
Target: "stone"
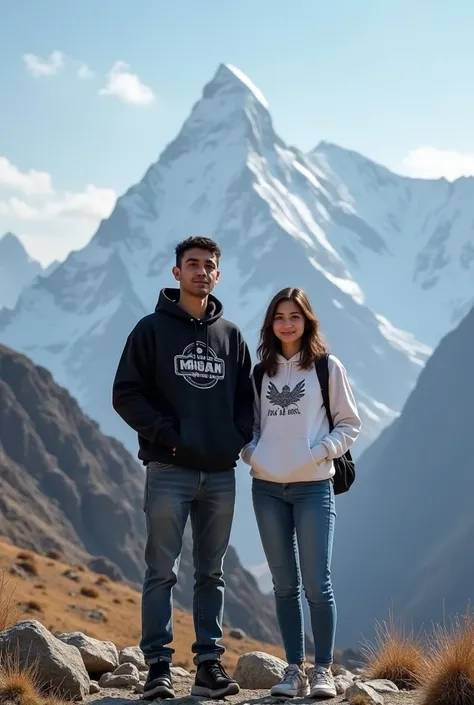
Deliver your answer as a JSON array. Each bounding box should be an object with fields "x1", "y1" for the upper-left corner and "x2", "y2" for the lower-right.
[
  {"x1": 113, "y1": 662, "x2": 140, "y2": 677},
  {"x1": 364, "y1": 679, "x2": 399, "y2": 693},
  {"x1": 229, "y1": 628, "x2": 246, "y2": 640},
  {"x1": 334, "y1": 674, "x2": 354, "y2": 695},
  {"x1": 119, "y1": 645, "x2": 146, "y2": 669},
  {"x1": 56, "y1": 631, "x2": 118, "y2": 675},
  {"x1": 171, "y1": 666, "x2": 192, "y2": 678},
  {"x1": 99, "y1": 665, "x2": 140, "y2": 688},
  {"x1": 347, "y1": 681, "x2": 384, "y2": 705},
  {"x1": 89, "y1": 681, "x2": 100, "y2": 694},
  {"x1": 135, "y1": 682, "x2": 145, "y2": 694},
  {"x1": 233, "y1": 651, "x2": 287, "y2": 689},
  {"x1": 0, "y1": 619, "x2": 90, "y2": 700}
]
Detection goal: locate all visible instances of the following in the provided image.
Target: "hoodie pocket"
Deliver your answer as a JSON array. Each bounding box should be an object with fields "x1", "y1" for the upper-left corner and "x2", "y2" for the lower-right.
[
  {"x1": 251, "y1": 436, "x2": 318, "y2": 479},
  {"x1": 180, "y1": 414, "x2": 243, "y2": 467}
]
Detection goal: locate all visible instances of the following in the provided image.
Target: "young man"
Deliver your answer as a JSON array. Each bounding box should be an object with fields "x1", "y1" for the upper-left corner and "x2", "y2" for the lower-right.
[{"x1": 112, "y1": 237, "x2": 254, "y2": 700}]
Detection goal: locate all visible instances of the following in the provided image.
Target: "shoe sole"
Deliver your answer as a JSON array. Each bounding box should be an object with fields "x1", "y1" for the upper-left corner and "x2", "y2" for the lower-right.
[
  {"x1": 191, "y1": 683, "x2": 240, "y2": 698},
  {"x1": 309, "y1": 687, "x2": 337, "y2": 699},
  {"x1": 142, "y1": 684, "x2": 175, "y2": 700},
  {"x1": 271, "y1": 687, "x2": 310, "y2": 698}
]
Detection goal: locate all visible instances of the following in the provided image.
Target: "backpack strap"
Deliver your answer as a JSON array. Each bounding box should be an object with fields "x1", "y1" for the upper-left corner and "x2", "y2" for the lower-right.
[
  {"x1": 252, "y1": 362, "x2": 265, "y2": 398},
  {"x1": 315, "y1": 354, "x2": 334, "y2": 431}
]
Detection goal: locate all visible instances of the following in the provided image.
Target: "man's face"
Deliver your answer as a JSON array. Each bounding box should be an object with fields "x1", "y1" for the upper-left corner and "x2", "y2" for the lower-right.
[{"x1": 173, "y1": 247, "x2": 220, "y2": 297}]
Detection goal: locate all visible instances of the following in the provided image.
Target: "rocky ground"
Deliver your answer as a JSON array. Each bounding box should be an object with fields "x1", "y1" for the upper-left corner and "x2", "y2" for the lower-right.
[
  {"x1": 0, "y1": 619, "x2": 423, "y2": 705},
  {"x1": 87, "y1": 679, "x2": 421, "y2": 705}
]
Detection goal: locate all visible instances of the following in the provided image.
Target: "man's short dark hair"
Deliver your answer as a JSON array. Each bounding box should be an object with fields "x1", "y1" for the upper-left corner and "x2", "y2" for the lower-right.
[{"x1": 175, "y1": 236, "x2": 221, "y2": 267}]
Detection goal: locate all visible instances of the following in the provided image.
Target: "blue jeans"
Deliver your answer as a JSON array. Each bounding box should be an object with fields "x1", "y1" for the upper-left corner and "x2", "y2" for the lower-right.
[
  {"x1": 141, "y1": 463, "x2": 235, "y2": 664},
  {"x1": 252, "y1": 478, "x2": 336, "y2": 666}
]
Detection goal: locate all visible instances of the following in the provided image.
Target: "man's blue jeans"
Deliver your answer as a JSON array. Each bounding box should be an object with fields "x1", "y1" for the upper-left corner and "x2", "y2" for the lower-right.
[
  {"x1": 141, "y1": 462, "x2": 235, "y2": 665},
  {"x1": 252, "y1": 478, "x2": 336, "y2": 666}
]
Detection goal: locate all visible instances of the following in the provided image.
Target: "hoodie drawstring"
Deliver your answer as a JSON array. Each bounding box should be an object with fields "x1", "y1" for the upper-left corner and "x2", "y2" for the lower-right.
[{"x1": 191, "y1": 318, "x2": 209, "y2": 368}]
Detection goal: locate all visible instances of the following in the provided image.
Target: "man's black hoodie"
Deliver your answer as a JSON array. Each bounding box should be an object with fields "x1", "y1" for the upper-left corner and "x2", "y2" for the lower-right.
[{"x1": 112, "y1": 288, "x2": 254, "y2": 472}]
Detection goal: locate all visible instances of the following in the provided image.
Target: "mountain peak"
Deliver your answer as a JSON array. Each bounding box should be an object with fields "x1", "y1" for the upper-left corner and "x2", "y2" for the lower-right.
[
  {"x1": 0, "y1": 232, "x2": 28, "y2": 257},
  {"x1": 202, "y1": 63, "x2": 269, "y2": 109}
]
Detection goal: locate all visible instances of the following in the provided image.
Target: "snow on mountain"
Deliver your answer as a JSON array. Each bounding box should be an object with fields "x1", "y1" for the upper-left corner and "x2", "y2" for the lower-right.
[
  {"x1": 308, "y1": 142, "x2": 474, "y2": 346},
  {"x1": 0, "y1": 64, "x2": 425, "y2": 450},
  {"x1": 0, "y1": 64, "x2": 432, "y2": 565},
  {"x1": 0, "y1": 233, "x2": 43, "y2": 309}
]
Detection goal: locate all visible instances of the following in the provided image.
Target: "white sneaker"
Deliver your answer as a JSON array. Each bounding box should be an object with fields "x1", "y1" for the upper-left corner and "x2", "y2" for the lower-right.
[
  {"x1": 271, "y1": 664, "x2": 310, "y2": 697},
  {"x1": 310, "y1": 666, "x2": 337, "y2": 698}
]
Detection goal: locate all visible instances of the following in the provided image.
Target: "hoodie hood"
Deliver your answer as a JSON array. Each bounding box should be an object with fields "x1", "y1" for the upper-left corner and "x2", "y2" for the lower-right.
[{"x1": 155, "y1": 287, "x2": 223, "y2": 324}]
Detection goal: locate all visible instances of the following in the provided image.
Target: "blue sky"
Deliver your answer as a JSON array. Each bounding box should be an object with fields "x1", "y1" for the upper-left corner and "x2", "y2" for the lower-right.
[{"x1": 1, "y1": 0, "x2": 474, "y2": 265}]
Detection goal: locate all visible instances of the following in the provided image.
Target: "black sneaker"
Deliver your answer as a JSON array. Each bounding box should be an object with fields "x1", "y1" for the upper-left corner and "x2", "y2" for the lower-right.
[
  {"x1": 191, "y1": 660, "x2": 240, "y2": 699},
  {"x1": 143, "y1": 660, "x2": 174, "y2": 700}
]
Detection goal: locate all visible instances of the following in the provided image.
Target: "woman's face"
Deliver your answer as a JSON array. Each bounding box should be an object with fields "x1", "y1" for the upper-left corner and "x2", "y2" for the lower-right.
[{"x1": 272, "y1": 299, "x2": 305, "y2": 346}]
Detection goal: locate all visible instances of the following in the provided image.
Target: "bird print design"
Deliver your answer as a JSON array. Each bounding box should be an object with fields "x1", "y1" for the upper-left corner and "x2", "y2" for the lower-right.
[{"x1": 266, "y1": 380, "x2": 305, "y2": 409}]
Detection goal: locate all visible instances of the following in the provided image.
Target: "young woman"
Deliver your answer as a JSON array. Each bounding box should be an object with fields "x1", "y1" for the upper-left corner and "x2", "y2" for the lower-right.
[{"x1": 242, "y1": 287, "x2": 361, "y2": 699}]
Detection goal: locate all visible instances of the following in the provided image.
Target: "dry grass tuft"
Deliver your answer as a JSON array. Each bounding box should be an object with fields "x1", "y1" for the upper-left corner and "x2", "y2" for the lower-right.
[
  {"x1": 0, "y1": 573, "x2": 20, "y2": 632},
  {"x1": 350, "y1": 695, "x2": 372, "y2": 705},
  {"x1": 16, "y1": 560, "x2": 38, "y2": 578},
  {"x1": 94, "y1": 576, "x2": 108, "y2": 586},
  {"x1": 80, "y1": 586, "x2": 99, "y2": 599},
  {"x1": 45, "y1": 551, "x2": 61, "y2": 561},
  {"x1": 0, "y1": 652, "x2": 40, "y2": 705},
  {"x1": 362, "y1": 615, "x2": 426, "y2": 690},
  {"x1": 420, "y1": 613, "x2": 474, "y2": 705},
  {"x1": 24, "y1": 600, "x2": 42, "y2": 613}
]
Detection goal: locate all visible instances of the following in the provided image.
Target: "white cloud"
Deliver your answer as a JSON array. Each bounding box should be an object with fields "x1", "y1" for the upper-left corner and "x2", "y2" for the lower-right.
[
  {"x1": 77, "y1": 63, "x2": 94, "y2": 80},
  {"x1": 99, "y1": 61, "x2": 155, "y2": 105},
  {"x1": 402, "y1": 146, "x2": 474, "y2": 181},
  {"x1": 23, "y1": 50, "x2": 65, "y2": 77},
  {"x1": 0, "y1": 158, "x2": 116, "y2": 265},
  {"x1": 0, "y1": 186, "x2": 116, "y2": 222},
  {"x1": 0, "y1": 157, "x2": 53, "y2": 195}
]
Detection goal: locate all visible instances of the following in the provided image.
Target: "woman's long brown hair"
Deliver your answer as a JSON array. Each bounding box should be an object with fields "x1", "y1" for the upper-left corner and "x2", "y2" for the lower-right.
[{"x1": 257, "y1": 287, "x2": 329, "y2": 377}]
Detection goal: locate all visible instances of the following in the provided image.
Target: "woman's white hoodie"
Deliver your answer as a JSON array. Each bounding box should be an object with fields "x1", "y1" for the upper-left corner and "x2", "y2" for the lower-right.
[{"x1": 241, "y1": 353, "x2": 362, "y2": 483}]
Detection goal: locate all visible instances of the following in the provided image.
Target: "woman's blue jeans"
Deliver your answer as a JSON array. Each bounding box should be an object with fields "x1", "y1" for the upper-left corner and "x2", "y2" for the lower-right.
[{"x1": 252, "y1": 478, "x2": 336, "y2": 666}]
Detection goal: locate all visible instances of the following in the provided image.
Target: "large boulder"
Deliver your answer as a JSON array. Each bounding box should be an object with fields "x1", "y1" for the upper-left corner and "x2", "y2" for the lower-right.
[
  {"x1": 0, "y1": 620, "x2": 90, "y2": 700},
  {"x1": 56, "y1": 632, "x2": 118, "y2": 675},
  {"x1": 233, "y1": 651, "x2": 287, "y2": 689}
]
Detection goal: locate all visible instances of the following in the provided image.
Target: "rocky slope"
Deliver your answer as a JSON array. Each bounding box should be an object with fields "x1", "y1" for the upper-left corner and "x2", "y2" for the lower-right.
[
  {"x1": 0, "y1": 344, "x2": 278, "y2": 643},
  {"x1": 331, "y1": 305, "x2": 474, "y2": 647}
]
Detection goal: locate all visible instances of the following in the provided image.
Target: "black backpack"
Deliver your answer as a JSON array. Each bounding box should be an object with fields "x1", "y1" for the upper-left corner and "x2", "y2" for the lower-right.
[{"x1": 252, "y1": 354, "x2": 355, "y2": 495}]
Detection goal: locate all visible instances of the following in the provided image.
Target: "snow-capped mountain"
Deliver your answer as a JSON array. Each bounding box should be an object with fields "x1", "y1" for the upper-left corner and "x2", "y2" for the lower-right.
[
  {"x1": 0, "y1": 233, "x2": 43, "y2": 309},
  {"x1": 0, "y1": 64, "x2": 434, "y2": 564},
  {"x1": 0, "y1": 64, "x2": 426, "y2": 452},
  {"x1": 308, "y1": 143, "x2": 474, "y2": 346}
]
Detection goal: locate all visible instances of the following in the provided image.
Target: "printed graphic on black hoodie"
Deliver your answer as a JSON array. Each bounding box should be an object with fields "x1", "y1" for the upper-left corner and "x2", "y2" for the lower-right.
[
  {"x1": 174, "y1": 342, "x2": 225, "y2": 389},
  {"x1": 112, "y1": 288, "x2": 254, "y2": 472}
]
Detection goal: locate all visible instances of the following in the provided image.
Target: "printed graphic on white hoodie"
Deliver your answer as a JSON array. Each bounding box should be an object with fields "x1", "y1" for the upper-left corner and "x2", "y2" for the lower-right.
[{"x1": 241, "y1": 353, "x2": 361, "y2": 484}]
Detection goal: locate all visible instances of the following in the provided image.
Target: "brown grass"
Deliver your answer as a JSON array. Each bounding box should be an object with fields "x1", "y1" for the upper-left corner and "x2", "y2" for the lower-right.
[
  {"x1": 362, "y1": 615, "x2": 426, "y2": 690},
  {"x1": 0, "y1": 654, "x2": 68, "y2": 705},
  {"x1": 45, "y1": 551, "x2": 61, "y2": 561},
  {"x1": 0, "y1": 652, "x2": 40, "y2": 705},
  {"x1": 420, "y1": 613, "x2": 474, "y2": 705},
  {"x1": 16, "y1": 560, "x2": 38, "y2": 578},
  {"x1": 0, "y1": 573, "x2": 20, "y2": 631},
  {"x1": 24, "y1": 600, "x2": 42, "y2": 612},
  {"x1": 94, "y1": 576, "x2": 108, "y2": 586},
  {"x1": 0, "y1": 537, "x2": 286, "y2": 674},
  {"x1": 79, "y1": 586, "x2": 99, "y2": 599},
  {"x1": 350, "y1": 696, "x2": 372, "y2": 705}
]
